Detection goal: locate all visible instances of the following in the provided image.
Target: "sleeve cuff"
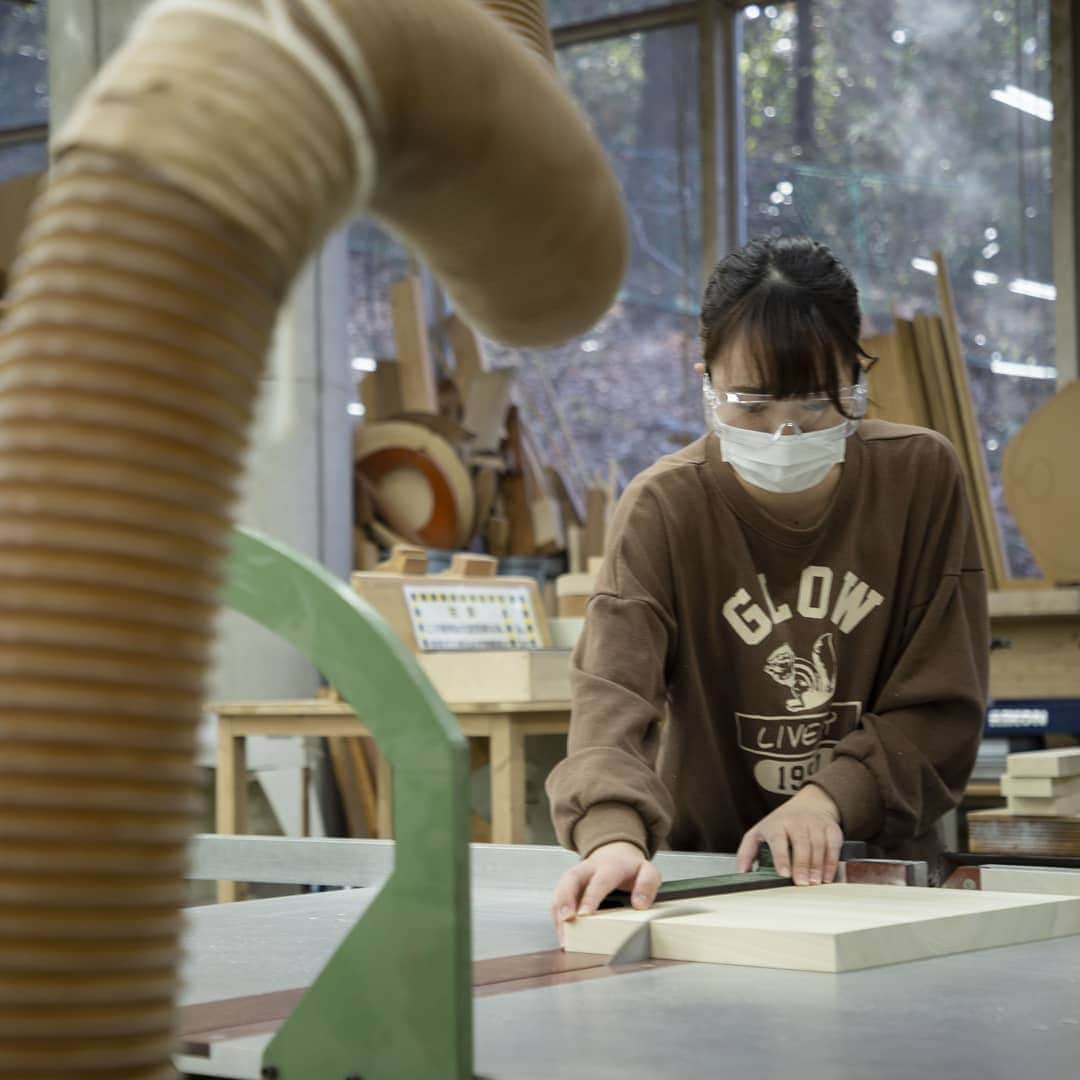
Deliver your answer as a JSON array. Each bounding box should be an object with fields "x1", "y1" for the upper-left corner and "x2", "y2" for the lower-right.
[
  {"x1": 807, "y1": 757, "x2": 885, "y2": 840},
  {"x1": 571, "y1": 801, "x2": 650, "y2": 859}
]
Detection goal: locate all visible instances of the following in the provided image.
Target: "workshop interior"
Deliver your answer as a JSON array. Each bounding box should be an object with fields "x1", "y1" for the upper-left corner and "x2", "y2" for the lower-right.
[{"x1": 1, "y1": 0, "x2": 1079, "y2": 1077}]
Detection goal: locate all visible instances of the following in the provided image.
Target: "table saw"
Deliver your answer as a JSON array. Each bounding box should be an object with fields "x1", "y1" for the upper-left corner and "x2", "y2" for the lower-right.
[
  {"x1": 177, "y1": 837, "x2": 1080, "y2": 1080},
  {"x1": 176, "y1": 530, "x2": 1080, "y2": 1079}
]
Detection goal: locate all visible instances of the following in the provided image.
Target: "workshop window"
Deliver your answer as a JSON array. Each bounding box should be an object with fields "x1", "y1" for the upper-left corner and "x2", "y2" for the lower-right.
[
  {"x1": 547, "y1": 0, "x2": 681, "y2": 27},
  {"x1": 740, "y1": 0, "x2": 1054, "y2": 575},
  {"x1": 346, "y1": 220, "x2": 413, "y2": 362},
  {"x1": 0, "y1": 0, "x2": 48, "y2": 180},
  {"x1": 504, "y1": 21, "x2": 704, "y2": 497}
]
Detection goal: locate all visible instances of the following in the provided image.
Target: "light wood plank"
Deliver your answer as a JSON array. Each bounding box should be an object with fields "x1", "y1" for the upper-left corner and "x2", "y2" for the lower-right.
[
  {"x1": 979, "y1": 866, "x2": 1080, "y2": 896},
  {"x1": 933, "y1": 251, "x2": 1009, "y2": 587},
  {"x1": 1007, "y1": 747, "x2": 1080, "y2": 779},
  {"x1": 1001, "y1": 774, "x2": 1080, "y2": 799},
  {"x1": 1007, "y1": 791, "x2": 1080, "y2": 816},
  {"x1": 564, "y1": 884, "x2": 1080, "y2": 973},
  {"x1": 445, "y1": 311, "x2": 490, "y2": 395},
  {"x1": 389, "y1": 276, "x2": 438, "y2": 413},
  {"x1": 862, "y1": 329, "x2": 929, "y2": 428}
]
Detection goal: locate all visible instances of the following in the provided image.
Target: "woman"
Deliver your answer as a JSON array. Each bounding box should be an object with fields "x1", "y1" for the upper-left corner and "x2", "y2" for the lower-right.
[{"x1": 547, "y1": 236, "x2": 988, "y2": 936}]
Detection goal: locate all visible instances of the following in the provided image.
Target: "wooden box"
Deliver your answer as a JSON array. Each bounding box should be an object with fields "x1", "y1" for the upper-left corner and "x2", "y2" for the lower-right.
[{"x1": 415, "y1": 648, "x2": 571, "y2": 705}]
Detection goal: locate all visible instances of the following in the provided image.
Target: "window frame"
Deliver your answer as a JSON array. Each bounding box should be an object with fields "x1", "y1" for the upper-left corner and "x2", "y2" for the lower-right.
[{"x1": 554, "y1": 0, "x2": 1076, "y2": 384}]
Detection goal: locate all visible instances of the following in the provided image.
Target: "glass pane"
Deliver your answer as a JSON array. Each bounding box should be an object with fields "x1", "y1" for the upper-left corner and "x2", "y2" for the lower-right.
[
  {"x1": 346, "y1": 220, "x2": 412, "y2": 360},
  {"x1": 740, "y1": 0, "x2": 1053, "y2": 576},
  {"x1": 0, "y1": 134, "x2": 45, "y2": 180},
  {"x1": 494, "y1": 24, "x2": 701, "y2": 498},
  {"x1": 547, "y1": 0, "x2": 677, "y2": 28},
  {"x1": 0, "y1": 0, "x2": 49, "y2": 130}
]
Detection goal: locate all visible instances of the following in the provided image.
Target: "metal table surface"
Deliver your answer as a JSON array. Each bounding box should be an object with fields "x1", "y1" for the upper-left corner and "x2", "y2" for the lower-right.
[{"x1": 179, "y1": 848, "x2": 1080, "y2": 1080}]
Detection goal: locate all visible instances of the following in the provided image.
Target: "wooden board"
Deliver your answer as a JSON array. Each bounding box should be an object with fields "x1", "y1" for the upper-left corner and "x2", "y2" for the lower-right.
[
  {"x1": 1002, "y1": 380, "x2": 1080, "y2": 584},
  {"x1": 1002, "y1": 774, "x2": 1080, "y2": 799},
  {"x1": 445, "y1": 311, "x2": 490, "y2": 395},
  {"x1": 862, "y1": 329, "x2": 929, "y2": 428},
  {"x1": 462, "y1": 368, "x2": 516, "y2": 453},
  {"x1": 389, "y1": 276, "x2": 438, "y2": 413},
  {"x1": 933, "y1": 250, "x2": 1008, "y2": 588},
  {"x1": 910, "y1": 315, "x2": 958, "y2": 445},
  {"x1": 980, "y1": 866, "x2": 1080, "y2": 896},
  {"x1": 968, "y1": 810, "x2": 1080, "y2": 856},
  {"x1": 563, "y1": 883, "x2": 1080, "y2": 973},
  {"x1": 358, "y1": 359, "x2": 404, "y2": 422},
  {"x1": 892, "y1": 318, "x2": 930, "y2": 427},
  {"x1": 1007, "y1": 791, "x2": 1080, "y2": 816},
  {"x1": 1006, "y1": 747, "x2": 1080, "y2": 779},
  {"x1": 415, "y1": 648, "x2": 571, "y2": 704}
]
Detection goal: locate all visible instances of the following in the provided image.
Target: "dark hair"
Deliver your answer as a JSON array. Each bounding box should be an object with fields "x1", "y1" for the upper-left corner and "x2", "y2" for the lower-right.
[{"x1": 700, "y1": 236, "x2": 873, "y2": 405}]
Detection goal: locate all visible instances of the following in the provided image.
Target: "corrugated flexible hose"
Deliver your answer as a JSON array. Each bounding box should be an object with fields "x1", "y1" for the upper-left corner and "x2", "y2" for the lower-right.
[{"x1": 0, "y1": 0, "x2": 626, "y2": 1074}]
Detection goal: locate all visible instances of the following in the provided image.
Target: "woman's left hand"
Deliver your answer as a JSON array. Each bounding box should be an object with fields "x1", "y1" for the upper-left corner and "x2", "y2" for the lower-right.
[{"x1": 735, "y1": 784, "x2": 844, "y2": 885}]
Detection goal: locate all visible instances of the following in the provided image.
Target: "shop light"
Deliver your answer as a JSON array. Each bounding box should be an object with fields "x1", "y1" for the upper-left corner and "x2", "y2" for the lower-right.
[
  {"x1": 990, "y1": 84, "x2": 1052, "y2": 122},
  {"x1": 990, "y1": 358, "x2": 1057, "y2": 379},
  {"x1": 1007, "y1": 278, "x2": 1056, "y2": 300}
]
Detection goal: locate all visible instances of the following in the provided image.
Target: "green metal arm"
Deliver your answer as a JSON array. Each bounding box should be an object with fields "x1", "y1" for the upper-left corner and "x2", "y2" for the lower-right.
[{"x1": 221, "y1": 527, "x2": 472, "y2": 1079}]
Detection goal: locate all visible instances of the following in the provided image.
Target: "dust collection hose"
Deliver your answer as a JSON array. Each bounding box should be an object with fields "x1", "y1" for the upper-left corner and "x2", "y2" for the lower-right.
[{"x1": 0, "y1": 0, "x2": 627, "y2": 1074}]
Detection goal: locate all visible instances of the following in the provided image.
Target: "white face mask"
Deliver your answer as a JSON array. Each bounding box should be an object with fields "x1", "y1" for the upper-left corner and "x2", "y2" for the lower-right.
[{"x1": 712, "y1": 422, "x2": 851, "y2": 494}]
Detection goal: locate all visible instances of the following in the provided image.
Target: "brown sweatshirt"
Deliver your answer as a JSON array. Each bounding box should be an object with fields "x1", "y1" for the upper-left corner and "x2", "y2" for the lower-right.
[{"x1": 546, "y1": 421, "x2": 989, "y2": 872}]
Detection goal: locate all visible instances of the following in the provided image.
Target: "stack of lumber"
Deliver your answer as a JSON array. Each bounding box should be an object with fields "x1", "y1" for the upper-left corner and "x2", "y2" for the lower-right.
[
  {"x1": 999, "y1": 747, "x2": 1080, "y2": 816},
  {"x1": 862, "y1": 251, "x2": 1008, "y2": 588},
  {"x1": 969, "y1": 746, "x2": 1080, "y2": 856},
  {"x1": 353, "y1": 278, "x2": 615, "y2": 579}
]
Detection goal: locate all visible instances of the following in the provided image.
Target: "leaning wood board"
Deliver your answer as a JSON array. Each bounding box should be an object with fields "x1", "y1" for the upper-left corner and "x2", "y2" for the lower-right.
[
  {"x1": 934, "y1": 250, "x2": 1009, "y2": 589},
  {"x1": 563, "y1": 884, "x2": 1080, "y2": 973}
]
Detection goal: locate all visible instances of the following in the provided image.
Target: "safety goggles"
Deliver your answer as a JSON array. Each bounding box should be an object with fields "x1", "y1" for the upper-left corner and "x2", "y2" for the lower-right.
[{"x1": 703, "y1": 374, "x2": 868, "y2": 437}]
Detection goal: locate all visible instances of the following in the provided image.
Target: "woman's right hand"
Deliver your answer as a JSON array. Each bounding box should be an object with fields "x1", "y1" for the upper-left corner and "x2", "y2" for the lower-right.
[{"x1": 550, "y1": 840, "x2": 661, "y2": 946}]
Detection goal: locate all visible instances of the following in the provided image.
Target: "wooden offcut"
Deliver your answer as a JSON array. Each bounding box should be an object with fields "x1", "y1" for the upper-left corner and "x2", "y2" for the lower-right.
[
  {"x1": 564, "y1": 883, "x2": 1080, "y2": 973},
  {"x1": 462, "y1": 368, "x2": 516, "y2": 452},
  {"x1": 358, "y1": 359, "x2": 405, "y2": 421},
  {"x1": 445, "y1": 312, "x2": 490, "y2": 395},
  {"x1": 389, "y1": 276, "x2": 439, "y2": 413}
]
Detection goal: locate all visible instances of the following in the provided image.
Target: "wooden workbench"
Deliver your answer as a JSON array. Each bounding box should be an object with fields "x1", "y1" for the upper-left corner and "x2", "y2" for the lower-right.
[{"x1": 212, "y1": 698, "x2": 570, "y2": 901}]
